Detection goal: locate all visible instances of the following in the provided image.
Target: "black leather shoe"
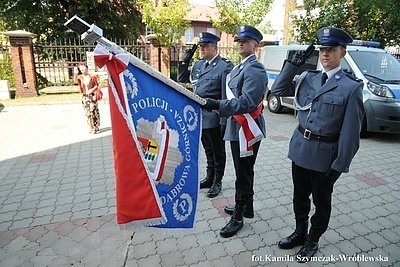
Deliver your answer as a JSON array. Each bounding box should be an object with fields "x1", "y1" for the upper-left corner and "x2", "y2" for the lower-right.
[
  {"x1": 206, "y1": 182, "x2": 221, "y2": 198},
  {"x1": 296, "y1": 241, "x2": 318, "y2": 263},
  {"x1": 220, "y1": 204, "x2": 245, "y2": 238},
  {"x1": 224, "y1": 205, "x2": 254, "y2": 218},
  {"x1": 220, "y1": 217, "x2": 243, "y2": 238},
  {"x1": 200, "y1": 178, "x2": 213, "y2": 189},
  {"x1": 278, "y1": 221, "x2": 308, "y2": 249}
]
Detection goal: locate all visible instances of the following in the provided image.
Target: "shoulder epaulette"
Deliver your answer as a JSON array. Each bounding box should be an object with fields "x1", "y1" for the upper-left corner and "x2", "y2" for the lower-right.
[{"x1": 345, "y1": 72, "x2": 362, "y2": 82}]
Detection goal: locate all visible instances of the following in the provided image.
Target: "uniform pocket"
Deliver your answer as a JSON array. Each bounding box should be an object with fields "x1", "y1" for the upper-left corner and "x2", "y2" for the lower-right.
[{"x1": 321, "y1": 94, "x2": 345, "y2": 117}]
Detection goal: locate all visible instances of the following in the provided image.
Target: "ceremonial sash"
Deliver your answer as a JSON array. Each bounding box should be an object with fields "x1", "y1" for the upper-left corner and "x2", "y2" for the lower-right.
[{"x1": 226, "y1": 70, "x2": 264, "y2": 157}]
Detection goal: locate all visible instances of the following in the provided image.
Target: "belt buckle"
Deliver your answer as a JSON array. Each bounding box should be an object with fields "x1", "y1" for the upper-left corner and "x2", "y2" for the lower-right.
[{"x1": 303, "y1": 129, "x2": 311, "y2": 140}]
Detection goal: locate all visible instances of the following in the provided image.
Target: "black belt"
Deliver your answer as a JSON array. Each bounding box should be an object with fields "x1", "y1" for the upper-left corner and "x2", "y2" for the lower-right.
[{"x1": 297, "y1": 125, "x2": 339, "y2": 143}]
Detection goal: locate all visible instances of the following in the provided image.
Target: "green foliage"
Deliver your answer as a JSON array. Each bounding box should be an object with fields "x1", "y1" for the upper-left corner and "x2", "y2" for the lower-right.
[
  {"x1": 212, "y1": 0, "x2": 274, "y2": 36},
  {"x1": 0, "y1": 19, "x2": 15, "y2": 87},
  {"x1": 0, "y1": 58, "x2": 14, "y2": 88},
  {"x1": 0, "y1": 0, "x2": 142, "y2": 42},
  {"x1": 291, "y1": 0, "x2": 400, "y2": 47},
  {"x1": 137, "y1": 0, "x2": 191, "y2": 47}
]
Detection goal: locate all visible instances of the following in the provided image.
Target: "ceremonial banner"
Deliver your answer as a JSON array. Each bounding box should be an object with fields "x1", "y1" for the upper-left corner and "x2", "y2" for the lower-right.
[{"x1": 94, "y1": 44, "x2": 202, "y2": 230}]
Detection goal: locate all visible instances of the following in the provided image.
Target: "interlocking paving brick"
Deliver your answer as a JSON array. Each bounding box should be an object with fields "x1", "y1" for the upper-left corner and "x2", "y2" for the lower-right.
[
  {"x1": 203, "y1": 242, "x2": 227, "y2": 260},
  {"x1": 183, "y1": 246, "x2": 206, "y2": 265},
  {"x1": 356, "y1": 173, "x2": 388, "y2": 187},
  {"x1": 137, "y1": 254, "x2": 161, "y2": 267},
  {"x1": 211, "y1": 255, "x2": 235, "y2": 267},
  {"x1": 222, "y1": 237, "x2": 246, "y2": 256},
  {"x1": 160, "y1": 250, "x2": 185, "y2": 266},
  {"x1": 156, "y1": 237, "x2": 178, "y2": 254},
  {"x1": 233, "y1": 250, "x2": 259, "y2": 267},
  {"x1": 242, "y1": 235, "x2": 265, "y2": 251},
  {"x1": 132, "y1": 241, "x2": 157, "y2": 259}
]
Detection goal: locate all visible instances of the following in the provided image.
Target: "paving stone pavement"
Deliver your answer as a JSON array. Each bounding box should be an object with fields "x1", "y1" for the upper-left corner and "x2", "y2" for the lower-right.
[{"x1": 0, "y1": 101, "x2": 399, "y2": 267}]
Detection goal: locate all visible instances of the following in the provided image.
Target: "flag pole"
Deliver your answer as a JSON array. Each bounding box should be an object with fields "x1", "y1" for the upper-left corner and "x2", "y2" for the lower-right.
[{"x1": 64, "y1": 15, "x2": 206, "y2": 105}]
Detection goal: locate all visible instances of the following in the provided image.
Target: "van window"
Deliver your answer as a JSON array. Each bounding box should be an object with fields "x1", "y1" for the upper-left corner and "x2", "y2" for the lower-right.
[
  {"x1": 349, "y1": 51, "x2": 400, "y2": 81},
  {"x1": 263, "y1": 49, "x2": 289, "y2": 71}
]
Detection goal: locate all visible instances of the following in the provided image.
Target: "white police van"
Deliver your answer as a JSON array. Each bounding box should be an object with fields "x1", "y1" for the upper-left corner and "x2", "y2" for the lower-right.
[{"x1": 260, "y1": 41, "x2": 400, "y2": 136}]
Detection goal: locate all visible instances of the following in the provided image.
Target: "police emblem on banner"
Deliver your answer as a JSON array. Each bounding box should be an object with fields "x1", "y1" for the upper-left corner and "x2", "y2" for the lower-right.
[{"x1": 123, "y1": 64, "x2": 201, "y2": 229}]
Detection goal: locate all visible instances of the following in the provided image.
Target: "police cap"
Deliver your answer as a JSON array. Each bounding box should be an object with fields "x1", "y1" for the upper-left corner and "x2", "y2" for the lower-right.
[
  {"x1": 234, "y1": 25, "x2": 263, "y2": 43},
  {"x1": 198, "y1": 32, "x2": 220, "y2": 44},
  {"x1": 317, "y1": 27, "x2": 353, "y2": 48}
]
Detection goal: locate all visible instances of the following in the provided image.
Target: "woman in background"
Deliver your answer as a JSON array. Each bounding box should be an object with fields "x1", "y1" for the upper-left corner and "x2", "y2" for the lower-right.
[{"x1": 74, "y1": 62, "x2": 101, "y2": 134}]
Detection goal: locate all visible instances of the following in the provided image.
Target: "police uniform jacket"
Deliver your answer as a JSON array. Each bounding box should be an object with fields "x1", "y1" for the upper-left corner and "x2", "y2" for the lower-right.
[
  {"x1": 179, "y1": 55, "x2": 233, "y2": 129},
  {"x1": 219, "y1": 54, "x2": 268, "y2": 141},
  {"x1": 271, "y1": 61, "x2": 364, "y2": 173}
]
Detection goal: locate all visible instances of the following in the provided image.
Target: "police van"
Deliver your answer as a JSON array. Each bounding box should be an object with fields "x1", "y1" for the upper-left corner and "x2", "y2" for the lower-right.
[{"x1": 260, "y1": 41, "x2": 400, "y2": 136}]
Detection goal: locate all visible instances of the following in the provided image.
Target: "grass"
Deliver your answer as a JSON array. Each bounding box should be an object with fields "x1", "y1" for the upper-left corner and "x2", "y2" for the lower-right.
[{"x1": 0, "y1": 92, "x2": 82, "y2": 107}]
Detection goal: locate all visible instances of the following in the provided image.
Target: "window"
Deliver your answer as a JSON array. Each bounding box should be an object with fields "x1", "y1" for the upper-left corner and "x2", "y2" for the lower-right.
[
  {"x1": 184, "y1": 27, "x2": 194, "y2": 44},
  {"x1": 206, "y1": 28, "x2": 217, "y2": 35},
  {"x1": 146, "y1": 26, "x2": 154, "y2": 36}
]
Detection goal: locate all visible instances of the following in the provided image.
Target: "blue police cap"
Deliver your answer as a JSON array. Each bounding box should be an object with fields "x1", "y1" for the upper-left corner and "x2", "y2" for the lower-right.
[
  {"x1": 198, "y1": 32, "x2": 220, "y2": 44},
  {"x1": 234, "y1": 25, "x2": 263, "y2": 43},
  {"x1": 317, "y1": 27, "x2": 353, "y2": 48}
]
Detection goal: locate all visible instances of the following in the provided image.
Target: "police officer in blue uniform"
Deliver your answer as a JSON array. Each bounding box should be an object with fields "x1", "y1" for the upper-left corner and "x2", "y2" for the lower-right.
[
  {"x1": 272, "y1": 27, "x2": 365, "y2": 262},
  {"x1": 178, "y1": 32, "x2": 233, "y2": 198},
  {"x1": 203, "y1": 25, "x2": 267, "y2": 238}
]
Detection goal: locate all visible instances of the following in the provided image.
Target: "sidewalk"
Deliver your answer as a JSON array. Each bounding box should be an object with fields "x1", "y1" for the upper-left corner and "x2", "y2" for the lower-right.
[{"x1": 0, "y1": 101, "x2": 399, "y2": 266}]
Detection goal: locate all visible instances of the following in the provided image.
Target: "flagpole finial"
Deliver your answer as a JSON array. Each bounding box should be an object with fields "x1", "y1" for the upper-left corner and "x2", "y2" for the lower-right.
[
  {"x1": 64, "y1": 15, "x2": 103, "y2": 44},
  {"x1": 81, "y1": 24, "x2": 103, "y2": 44}
]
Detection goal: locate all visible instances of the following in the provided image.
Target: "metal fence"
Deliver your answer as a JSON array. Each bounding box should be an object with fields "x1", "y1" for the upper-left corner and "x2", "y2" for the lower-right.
[{"x1": 33, "y1": 38, "x2": 151, "y2": 87}]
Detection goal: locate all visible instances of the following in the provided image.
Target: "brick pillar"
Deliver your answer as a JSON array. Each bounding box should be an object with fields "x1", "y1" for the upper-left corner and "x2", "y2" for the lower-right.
[
  {"x1": 149, "y1": 44, "x2": 170, "y2": 77},
  {"x1": 4, "y1": 30, "x2": 38, "y2": 98}
]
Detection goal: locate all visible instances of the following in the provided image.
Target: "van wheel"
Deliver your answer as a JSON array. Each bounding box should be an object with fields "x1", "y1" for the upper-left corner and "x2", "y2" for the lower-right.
[
  {"x1": 360, "y1": 115, "x2": 369, "y2": 138},
  {"x1": 268, "y1": 94, "x2": 283, "y2": 113}
]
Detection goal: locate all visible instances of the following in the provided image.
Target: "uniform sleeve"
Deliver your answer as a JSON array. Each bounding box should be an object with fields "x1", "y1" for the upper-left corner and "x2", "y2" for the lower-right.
[
  {"x1": 331, "y1": 82, "x2": 364, "y2": 172},
  {"x1": 177, "y1": 61, "x2": 190, "y2": 83},
  {"x1": 271, "y1": 60, "x2": 299, "y2": 97}
]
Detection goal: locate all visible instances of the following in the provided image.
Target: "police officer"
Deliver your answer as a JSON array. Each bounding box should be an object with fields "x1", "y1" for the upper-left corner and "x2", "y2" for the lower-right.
[
  {"x1": 178, "y1": 32, "x2": 233, "y2": 198},
  {"x1": 271, "y1": 27, "x2": 364, "y2": 262},
  {"x1": 203, "y1": 25, "x2": 267, "y2": 238}
]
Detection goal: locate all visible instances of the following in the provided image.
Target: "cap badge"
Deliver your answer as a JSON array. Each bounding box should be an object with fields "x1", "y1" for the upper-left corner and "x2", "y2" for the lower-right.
[
  {"x1": 323, "y1": 28, "x2": 330, "y2": 36},
  {"x1": 240, "y1": 26, "x2": 245, "y2": 32}
]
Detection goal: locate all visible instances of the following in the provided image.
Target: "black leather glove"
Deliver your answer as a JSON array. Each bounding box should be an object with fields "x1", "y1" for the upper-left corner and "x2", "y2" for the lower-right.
[
  {"x1": 325, "y1": 168, "x2": 341, "y2": 186},
  {"x1": 291, "y1": 44, "x2": 315, "y2": 67},
  {"x1": 202, "y1": 98, "x2": 219, "y2": 111},
  {"x1": 181, "y1": 44, "x2": 198, "y2": 63}
]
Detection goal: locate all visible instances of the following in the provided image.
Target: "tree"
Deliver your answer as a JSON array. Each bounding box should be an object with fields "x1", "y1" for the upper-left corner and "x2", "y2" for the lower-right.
[
  {"x1": 0, "y1": 0, "x2": 142, "y2": 42},
  {"x1": 136, "y1": 0, "x2": 191, "y2": 47},
  {"x1": 212, "y1": 0, "x2": 274, "y2": 36},
  {"x1": 352, "y1": 0, "x2": 400, "y2": 47},
  {"x1": 291, "y1": 0, "x2": 351, "y2": 44},
  {"x1": 290, "y1": 0, "x2": 400, "y2": 47}
]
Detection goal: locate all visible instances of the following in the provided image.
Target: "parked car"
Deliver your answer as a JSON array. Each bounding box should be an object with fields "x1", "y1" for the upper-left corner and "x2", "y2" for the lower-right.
[{"x1": 260, "y1": 42, "x2": 400, "y2": 136}]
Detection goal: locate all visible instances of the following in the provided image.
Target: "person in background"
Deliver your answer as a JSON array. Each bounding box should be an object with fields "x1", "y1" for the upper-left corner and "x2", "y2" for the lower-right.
[
  {"x1": 271, "y1": 27, "x2": 364, "y2": 263},
  {"x1": 178, "y1": 32, "x2": 233, "y2": 198},
  {"x1": 74, "y1": 62, "x2": 101, "y2": 134},
  {"x1": 203, "y1": 25, "x2": 267, "y2": 238}
]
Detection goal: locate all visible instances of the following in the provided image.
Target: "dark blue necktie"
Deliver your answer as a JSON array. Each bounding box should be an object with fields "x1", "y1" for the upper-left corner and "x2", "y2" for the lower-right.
[{"x1": 321, "y1": 72, "x2": 328, "y2": 86}]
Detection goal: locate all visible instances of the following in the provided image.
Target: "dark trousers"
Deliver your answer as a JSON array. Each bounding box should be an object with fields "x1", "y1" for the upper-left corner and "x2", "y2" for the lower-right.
[
  {"x1": 292, "y1": 162, "x2": 333, "y2": 239},
  {"x1": 201, "y1": 126, "x2": 226, "y2": 181},
  {"x1": 231, "y1": 140, "x2": 261, "y2": 206}
]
